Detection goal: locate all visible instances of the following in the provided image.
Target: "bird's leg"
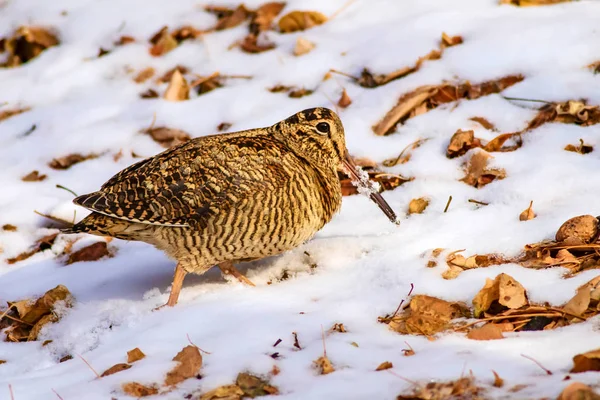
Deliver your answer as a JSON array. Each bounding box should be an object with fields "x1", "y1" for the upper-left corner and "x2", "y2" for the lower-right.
[
  {"x1": 218, "y1": 261, "x2": 255, "y2": 287},
  {"x1": 155, "y1": 263, "x2": 187, "y2": 310}
]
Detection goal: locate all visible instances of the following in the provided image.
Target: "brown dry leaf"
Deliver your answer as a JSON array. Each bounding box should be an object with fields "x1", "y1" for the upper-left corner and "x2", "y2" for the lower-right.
[
  {"x1": 555, "y1": 215, "x2": 599, "y2": 244},
  {"x1": 122, "y1": 382, "x2": 158, "y2": 397},
  {"x1": 127, "y1": 348, "x2": 146, "y2": 363},
  {"x1": 200, "y1": 384, "x2": 244, "y2": 400},
  {"x1": 208, "y1": 5, "x2": 250, "y2": 31},
  {"x1": 565, "y1": 139, "x2": 593, "y2": 155},
  {"x1": 66, "y1": 242, "x2": 109, "y2": 265},
  {"x1": 165, "y1": 345, "x2": 202, "y2": 386},
  {"x1": 441, "y1": 32, "x2": 463, "y2": 48},
  {"x1": 149, "y1": 26, "x2": 178, "y2": 57},
  {"x1": 389, "y1": 295, "x2": 470, "y2": 336},
  {"x1": 397, "y1": 376, "x2": 482, "y2": 400},
  {"x1": 144, "y1": 127, "x2": 191, "y2": 148},
  {"x1": 524, "y1": 100, "x2": 600, "y2": 132},
  {"x1": 563, "y1": 285, "x2": 591, "y2": 317},
  {"x1": 2, "y1": 26, "x2": 60, "y2": 67},
  {"x1": 446, "y1": 129, "x2": 480, "y2": 158},
  {"x1": 382, "y1": 138, "x2": 429, "y2": 167},
  {"x1": 472, "y1": 273, "x2": 528, "y2": 318},
  {"x1": 501, "y1": 0, "x2": 573, "y2": 6},
  {"x1": 251, "y1": 2, "x2": 286, "y2": 34},
  {"x1": 278, "y1": 11, "x2": 327, "y2": 33},
  {"x1": 492, "y1": 371, "x2": 504, "y2": 388},
  {"x1": 218, "y1": 122, "x2": 232, "y2": 132},
  {"x1": 408, "y1": 198, "x2": 429, "y2": 214},
  {"x1": 571, "y1": 349, "x2": 600, "y2": 373},
  {"x1": 460, "y1": 150, "x2": 506, "y2": 189},
  {"x1": 557, "y1": 382, "x2": 600, "y2": 400},
  {"x1": 6, "y1": 233, "x2": 58, "y2": 264},
  {"x1": 49, "y1": 153, "x2": 97, "y2": 170},
  {"x1": 163, "y1": 69, "x2": 189, "y2": 101},
  {"x1": 21, "y1": 170, "x2": 47, "y2": 182},
  {"x1": 155, "y1": 65, "x2": 189, "y2": 84},
  {"x1": 133, "y1": 67, "x2": 155, "y2": 84},
  {"x1": 171, "y1": 26, "x2": 204, "y2": 42},
  {"x1": 484, "y1": 133, "x2": 522, "y2": 152},
  {"x1": 293, "y1": 37, "x2": 315, "y2": 56},
  {"x1": 519, "y1": 201, "x2": 536, "y2": 221},
  {"x1": 2, "y1": 224, "x2": 17, "y2": 232},
  {"x1": 240, "y1": 34, "x2": 276, "y2": 53},
  {"x1": 236, "y1": 372, "x2": 279, "y2": 397},
  {"x1": 372, "y1": 86, "x2": 436, "y2": 136},
  {"x1": 470, "y1": 116, "x2": 497, "y2": 131},
  {"x1": 191, "y1": 72, "x2": 224, "y2": 96},
  {"x1": 589, "y1": 61, "x2": 600, "y2": 75},
  {"x1": 27, "y1": 313, "x2": 58, "y2": 341},
  {"x1": 101, "y1": 363, "x2": 132, "y2": 377},
  {"x1": 375, "y1": 361, "x2": 393, "y2": 371},
  {"x1": 115, "y1": 35, "x2": 135, "y2": 46},
  {"x1": 339, "y1": 169, "x2": 412, "y2": 196},
  {"x1": 466, "y1": 323, "x2": 504, "y2": 340},
  {"x1": 336, "y1": 88, "x2": 352, "y2": 108},
  {"x1": 140, "y1": 88, "x2": 159, "y2": 99},
  {"x1": 358, "y1": 66, "x2": 415, "y2": 88},
  {"x1": 330, "y1": 323, "x2": 347, "y2": 333},
  {"x1": 314, "y1": 355, "x2": 335, "y2": 375},
  {"x1": 0, "y1": 360, "x2": 5, "y2": 365},
  {"x1": 0, "y1": 107, "x2": 31, "y2": 122}
]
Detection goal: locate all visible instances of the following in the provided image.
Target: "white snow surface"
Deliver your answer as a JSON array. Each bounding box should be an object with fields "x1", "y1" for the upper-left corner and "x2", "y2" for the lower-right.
[{"x1": 1, "y1": 0, "x2": 600, "y2": 398}]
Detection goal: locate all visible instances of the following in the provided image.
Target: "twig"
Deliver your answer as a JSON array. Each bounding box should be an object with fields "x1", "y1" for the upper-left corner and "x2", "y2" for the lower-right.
[
  {"x1": 292, "y1": 332, "x2": 301, "y2": 350},
  {"x1": 444, "y1": 196, "x2": 453, "y2": 213},
  {"x1": 273, "y1": 338, "x2": 282, "y2": 347},
  {"x1": 56, "y1": 184, "x2": 78, "y2": 197},
  {"x1": 76, "y1": 354, "x2": 101, "y2": 379},
  {"x1": 502, "y1": 96, "x2": 552, "y2": 104},
  {"x1": 2, "y1": 313, "x2": 34, "y2": 326},
  {"x1": 321, "y1": 325, "x2": 327, "y2": 357},
  {"x1": 329, "y1": 0, "x2": 356, "y2": 20},
  {"x1": 389, "y1": 283, "x2": 414, "y2": 320},
  {"x1": 52, "y1": 388, "x2": 65, "y2": 400},
  {"x1": 20, "y1": 124, "x2": 37, "y2": 137},
  {"x1": 402, "y1": 341, "x2": 415, "y2": 356},
  {"x1": 9, "y1": 384, "x2": 14, "y2": 400},
  {"x1": 329, "y1": 69, "x2": 358, "y2": 81},
  {"x1": 468, "y1": 199, "x2": 489, "y2": 206},
  {"x1": 186, "y1": 333, "x2": 212, "y2": 354},
  {"x1": 386, "y1": 370, "x2": 419, "y2": 386},
  {"x1": 384, "y1": 138, "x2": 429, "y2": 166},
  {"x1": 189, "y1": 71, "x2": 220, "y2": 88},
  {"x1": 453, "y1": 312, "x2": 564, "y2": 331},
  {"x1": 0, "y1": 304, "x2": 16, "y2": 323},
  {"x1": 34, "y1": 210, "x2": 74, "y2": 226},
  {"x1": 521, "y1": 354, "x2": 552, "y2": 375}
]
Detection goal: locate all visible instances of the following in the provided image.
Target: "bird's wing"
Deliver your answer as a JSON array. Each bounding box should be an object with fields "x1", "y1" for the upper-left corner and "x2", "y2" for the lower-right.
[{"x1": 73, "y1": 134, "x2": 292, "y2": 228}]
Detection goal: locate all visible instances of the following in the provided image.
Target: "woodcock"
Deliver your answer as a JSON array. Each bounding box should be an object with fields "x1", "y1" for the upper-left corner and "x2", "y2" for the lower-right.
[{"x1": 64, "y1": 108, "x2": 398, "y2": 307}]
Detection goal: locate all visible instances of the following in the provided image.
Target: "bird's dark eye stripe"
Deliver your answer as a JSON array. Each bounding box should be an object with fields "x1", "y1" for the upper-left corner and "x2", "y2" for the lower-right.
[{"x1": 316, "y1": 122, "x2": 330, "y2": 133}]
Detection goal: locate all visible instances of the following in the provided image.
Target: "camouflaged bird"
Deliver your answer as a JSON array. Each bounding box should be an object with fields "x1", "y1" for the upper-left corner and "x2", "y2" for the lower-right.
[{"x1": 65, "y1": 108, "x2": 398, "y2": 307}]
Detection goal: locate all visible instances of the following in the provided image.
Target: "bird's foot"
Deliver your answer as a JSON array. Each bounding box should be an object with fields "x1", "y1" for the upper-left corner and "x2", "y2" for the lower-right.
[{"x1": 218, "y1": 261, "x2": 255, "y2": 287}]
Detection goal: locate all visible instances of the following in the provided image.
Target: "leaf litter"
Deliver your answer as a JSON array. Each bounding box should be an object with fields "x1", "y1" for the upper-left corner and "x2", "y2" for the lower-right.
[{"x1": 338, "y1": 157, "x2": 412, "y2": 196}]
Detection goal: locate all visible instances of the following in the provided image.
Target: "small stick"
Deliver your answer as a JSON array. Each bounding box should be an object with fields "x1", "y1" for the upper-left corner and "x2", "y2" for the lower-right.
[
  {"x1": 468, "y1": 199, "x2": 489, "y2": 206},
  {"x1": 329, "y1": 0, "x2": 356, "y2": 20},
  {"x1": 56, "y1": 184, "x2": 78, "y2": 197},
  {"x1": 52, "y1": 388, "x2": 65, "y2": 400},
  {"x1": 2, "y1": 314, "x2": 34, "y2": 326},
  {"x1": 273, "y1": 338, "x2": 282, "y2": 347},
  {"x1": 0, "y1": 304, "x2": 16, "y2": 323},
  {"x1": 521, "y1": 354, "x2": 552, "y2": 375},
  {"x1": 9, "y1": 384, "x2": 14, "y2": 400},
  {"x1": 502, "y1": 96, "x2": 552, "y2": 104},
  {"x1": 329, "y1": 69, "x2": 358, "y2": 81},
  {"x1": 453, "y1": 312, "x2": 563, "y2": 331},
  {"x1": 390, "y1": 283, "x2": 414, "y2": 319},
  {"x1": 321, "y1": 325, "x2": 327, "y2": 357},
  {"x1": 444, "y1": 196, "x2": 453, "y2": 213},
  {"x1": 186, "y1": 333, "x2": 212, "y2": 354},
  {"x1": 386, "y1": 370, "x2": 419, "y2": 386},
  {"x1": 189, "y1": 71, "x2": 220, "y2": 88},
  {"x1": 76, "y1": 354, "x2": 101, "y2": 379},
  {"x1": 292, "y1": 332, "x2": 301, "y2": 350}
]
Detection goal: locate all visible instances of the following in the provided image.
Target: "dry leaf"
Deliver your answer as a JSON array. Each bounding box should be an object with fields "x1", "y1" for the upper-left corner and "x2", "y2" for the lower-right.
[
  {"x1": 492, "y1": 371, "x2": 504, "y2": 388},
  {"x1": 49, "y1": 153, "x2": 97, "y2": 170},
  {"x1": 467, "y1": 323, "x2": 504, "y2": 340},
  {"x1": 66, "y1": 242, "x2": 109, "y2": 265},
  {"x1": 236, "y1": 373, "x2": 278, "y2": 397},
  {"x1": 250, "y1": 2, "x2": 286, "y2": 34},
  {"x1": 200, "y1": 384, "x2": 244, "y2": 400},
  {"x1": 140, "y1": 88, "x2": 159, "y2": 99},
  {"x1": 6, "y1": 233, "x2": 58, "y2": 264},
  {"x1": 217, "y1": 122, "x2": 232, "y2": 132},
  {"x1": 557, "y1": 382, "x2": 600, "y2": 400},
  {"x1": 446, "y1": 129, "x2": 479, "y2": 158},
  {"x1": 472, "y1": 273, "x2": 528, "y2": 317},
  {"x1": 163, "y1": 69, "x2": 189, "y2": 101},
  {"x1": 2, "y1": 26, "x2": 59, "y2": 67},
  {"x1": 460, "y1": 150, "x2": 506, "y2": 188},
  {"x1": 165, "y1": 345, "x2": 202, "y2": 386},
  {"x1": 209, "y1": 5, "x2": 250, "y2": 31},
  {"x1": 408, "y1": 198, "x2": 429, "y2": 214},
  {"x1": 21, "y1": 170, "x2": 47, "y2": 182},
  {"x1": 192, "y1": 72, "x2": 224, "y2": 96},
  {"x1": 155, "y1": 65, "x2": 189, "y2": 84},
  {"x1": 372, "y1": 86, "x2": 436, "y2": 136},
  {"x1": 2, "y1": 224, "x2": 17, "y2": 231},
  {"x1": 278, "y1": 11, "x2": 327, "y2": 33},
  {"x1": 330, "y1": 323, "x2": 347, "y2": 333},
  {"x1": 483, "y1": 133, "x2": 522, "y2": 152},
  {"x1": 240, "y1": 34, "x2": 275, "y2": 53},
  {"x1": 122, "y1": 382, "x2": 158, "y2": 397},
  {"x1": 314, "y1": 355, "x2": 335, "y2": 375},
  {"x1": 565, "y1": 139, "x2": 593, "y2": 154},
  {"x1": 397, "y1": 376, "x2": 481, "y2": 400},
  {"x1": 556, "y1": 215, "x2": 598, "y2": 244},
  {"x1": 337, "y1": 89, "x2": 352, "y2": 108},
  {"x1": 293, "y1": 37, "x2": 315, "y2": 56},
  {"x1": 571, "y1": 349, "x2": 600, "y2": 373},
  {"x1": 441, "y1": 32, "x2": 463, "y2": 47},
  {"x1": 563, "y1": 285, "x2": 591, "y2": 317},
  {"x1": 0, "y1": 107, "x2": 31, "y2": 122},
  {"x1": 519, "y1": 201, "x2": 536, "y2": 221},
  {"x1": 501, "y1": 0, "x2": 574, "y2": 6},
  {"x1": 115, "y1": 35, "x2": 135, "y2": 46},
  {"x1": 134, "y1": 67, "x2": 155, "y2": 83},
  {"x1": 144, "y1": 127, "x2": 191, "y2": 148},
  {"x1": 149, "y1": 26, "x2": 178, "y2": 57},
  {"x1": 101, "y1": 363, "x2": 132, "y2": 377},
  {"x1": 470, "y1": 116, "x2": 497, "y2": 131},
  {"x1": 389, "y1": 295, "x2": 470, "y2": 336},
  {"x1": 127, "y1": 348, "x2": 146, "y2": 363},
  {"x1": 375, "y1": 361, "x2": 393, "y2": 371}
]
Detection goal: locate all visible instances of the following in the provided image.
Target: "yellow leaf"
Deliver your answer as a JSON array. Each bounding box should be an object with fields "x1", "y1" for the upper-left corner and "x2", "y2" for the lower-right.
[{"x1": 278, "y1": 11, "x2": 327, "y2": 33}]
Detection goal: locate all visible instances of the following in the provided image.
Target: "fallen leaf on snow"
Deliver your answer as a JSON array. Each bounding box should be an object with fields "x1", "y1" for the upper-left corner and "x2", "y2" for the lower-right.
[
  {"x1": 338, "y1": 159, "x2": 412, "y2": 196},
  {"x1": 48, "y1": 153, "x2": 98, "y2": 170},
  {"x1": 524, "y1": 100, "x2": 600, "y2": 132},
  {"x1": 278, "y1": 11, "x2": 327, "y2": 33},
  {"x1": 200, "y1": 384, "x2": 244, "y2": 400},
  {"x1": 570, "y1": 349, "x2": 600, "y2": 373},
  {"x1": 565, "y1": 139, "x2": 593, "y2": 154},
  {"x1": 337, "y1": 88, "x2": 352, "y2": 108},
  {"x1": 492, "y1": 371, "x2": 504, "y2": 388},
  {"x1": 466, "y1": 323, "x2": 504, "y2": 340},
  {"x1": 240, "y1": 33, "x2": 276, "y2": 53},
  {"x1": 207, "y1": 5, "x2": 250, "y2": 31},
  {"x1": 557, "y1": 382, "x2": 600, "y2": 400},
  {"x1": 2, "y1": 224, "x2": 17, "y2": 231},
  {"x1": 293, "y1": 37, "x2": 315, "y2": 56},
  {"x1": 164, "y1": 345, "x2": 202, "y2": 386},
  {"x1": 250, "y1": 2, "x2": 286, "y2": 34},
  {"x1": 66, "y1": 242, "x2": 110, "y2": 265},
  {"x1": 21, "y1": 170, "x2": 47, "y2": 182},
  {"x1": 382, "y1": 138, "x2": 429, "y2": 167},
  {"x1": 236, "y1": 372, "x2": 279, "y2": 396},
  {"x1": 441, "y1": 32, "x2": 463, "y2": 47},
  {"x1": 127, "y1": 348, "x2": 146, "y2": 363},
  {"x1": 408, "y1": 198, "x2": 429, "y2": 214},
  {"x1": 446, "y1": 129, "x2": 480, "y2": 158},
  {"x1": 519, "y1": 201, "x2": 536, "y2": 221},
  {"x1": 470, "y1": 116, "x2": 497, "y2": 131},
  {"x1": 329, "y1": 323, "x2": 347, "y2": 333},
  {"x1": 7, "y1": 232, "x2": 58, "y2": 264},
  {"x1": 501, "y1": 0, "x2": 573, "y2": 6},
  {"x1": 133, "y1": 67, "x2": 155, "y2": 83},
  {"x1": 472, "y1": 273, "x2": 528, "y2": 318},
  {"x1": 122, "y1": 382, "x2": 158, "y2": 397},
  {"x1": 0, "y1": 106, "x2": 31, "y2": 122},
  {"x1": 101, "y1": 363, "x2": 131, "y2": 377},
  {"x1": 375, "y1": 361, "x2": 393, "y2": 371},
  {"x1": 163, "y1": 69, "x2": 189, "y2": 101},
  {"x1": 2, "y1": 26, "x2": 59, "y2": 67},
  {"x1": 143, "y1": 127, "x2": 191, "y2": 148},
  {"x1": 397, "y1": 376, "x2": 483, "y2": 400},
  {"x1": 460, "y1": 150, "x2": 506, "y2": 188},
  {"x1": 313, "y1": 355, "x2": 335, "y2": 375},
  {"x1": 149, "y1": 26, "x2": 178, "y2": 57}
]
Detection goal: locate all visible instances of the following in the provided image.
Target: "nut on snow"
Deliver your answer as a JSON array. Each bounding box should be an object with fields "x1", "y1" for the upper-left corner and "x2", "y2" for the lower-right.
[{"x1": 555, "y1": 215, "x2": 599, "y2": 244}]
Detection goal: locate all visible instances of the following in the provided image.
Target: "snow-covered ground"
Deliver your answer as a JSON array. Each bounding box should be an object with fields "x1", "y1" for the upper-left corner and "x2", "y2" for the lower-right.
[{"x1": 1, "y1": 0, "x2": 600, "y2": 398}]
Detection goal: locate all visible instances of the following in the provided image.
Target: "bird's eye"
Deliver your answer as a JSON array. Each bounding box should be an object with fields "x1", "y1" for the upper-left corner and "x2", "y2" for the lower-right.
[{"x1": 316, "y1": 122, "x2": 330, "y2": 134}]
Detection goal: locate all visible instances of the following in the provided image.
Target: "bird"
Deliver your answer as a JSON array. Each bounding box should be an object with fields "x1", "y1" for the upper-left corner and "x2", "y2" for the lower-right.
[{"x1": 64, "y1": 107, "x2": 398, "y2": 307}]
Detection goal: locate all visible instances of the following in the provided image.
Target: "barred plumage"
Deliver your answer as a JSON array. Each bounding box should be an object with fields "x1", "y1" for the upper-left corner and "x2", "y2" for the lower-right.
[{"x1": 65, "y1": 107, "x2": 396, "y2": 307}]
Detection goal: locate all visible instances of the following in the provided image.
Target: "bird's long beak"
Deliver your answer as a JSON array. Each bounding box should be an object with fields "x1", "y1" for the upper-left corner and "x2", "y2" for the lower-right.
[{"x1": 342, "y1": 151, "x2": 400, "y2": 225}]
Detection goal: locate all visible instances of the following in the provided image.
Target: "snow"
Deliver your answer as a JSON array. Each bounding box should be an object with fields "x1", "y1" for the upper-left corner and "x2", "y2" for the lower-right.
[{"x1": 1, "y1": 0, "x2": 600, "y2": 398}]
